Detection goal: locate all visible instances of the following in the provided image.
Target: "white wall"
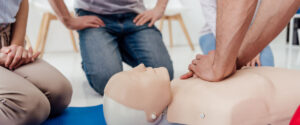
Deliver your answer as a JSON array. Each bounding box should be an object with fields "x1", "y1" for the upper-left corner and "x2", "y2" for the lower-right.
[{"x1": 26, "y1": 0, "x2": 205, "y2": 53}]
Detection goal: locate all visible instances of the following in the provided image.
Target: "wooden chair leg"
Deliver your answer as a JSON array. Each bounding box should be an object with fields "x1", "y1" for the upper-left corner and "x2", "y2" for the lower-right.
[
  {"x1": 39, "y1": 13, "x2": 54, "y2": 58},
  {"x1": 167, "y1": 17, "x2": 174, "y2": 48},
  {"x1": 159, "y1": 17, "x2": 165, "y2": 31},
  {"x1": 177, "y1": 14, "x2": 195, "y2": 51},
  {"x1": 69, "y1": 30, "x2": 78, "y2": 52},
  {"x1": 35, "y1": 13, "x2": 48, "y2": 53}
]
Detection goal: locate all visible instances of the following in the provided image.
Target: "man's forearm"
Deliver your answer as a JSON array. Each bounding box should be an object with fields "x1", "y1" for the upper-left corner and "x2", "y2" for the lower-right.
[
  {"x1": 213, "y1": 0, "x2": 258, "y2": 78},
  {"x1": 154, "y1": 0, "x2": 168, "y2": 11},
  {"x1": 237, "y1": 0, "x2": 300, "y2": 67},
  {"x1": 11, "y1": 0, "x2": 29, "y2": 46},
  {"x1": 48, "y1": 0, "x2": 71, "y2": 25}
]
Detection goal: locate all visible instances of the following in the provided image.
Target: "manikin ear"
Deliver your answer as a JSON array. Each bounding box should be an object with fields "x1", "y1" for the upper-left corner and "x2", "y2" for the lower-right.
[{"x1": 132, "y1": 64, "x2": 146, "y2": 72}]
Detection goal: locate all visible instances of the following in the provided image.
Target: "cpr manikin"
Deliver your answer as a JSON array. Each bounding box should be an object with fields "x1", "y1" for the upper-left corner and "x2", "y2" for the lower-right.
[
  {"x1": 103, "y1": 65, "x2": 300, "y2": 125},
  {"x1": 103, "y1": 64, "x2": 172, "y2": 125},
  {"x1": 168, "y1": 67, "x2": 300, "y2": 125}
]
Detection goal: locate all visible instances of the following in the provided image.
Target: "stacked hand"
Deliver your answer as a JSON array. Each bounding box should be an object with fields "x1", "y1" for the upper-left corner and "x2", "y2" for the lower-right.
[
  {"x1": 181, "y1": 51, "x2": 232, "y2": 81},
  {"x1": 0, "y1": 45, "x2": 40, "y2": 70},
  {"x1": 181, "y1": 51, "x2": 262, "y2": 81},
  {"x1": 133, "y1": 7, "x2": 165, "y2": 27}
]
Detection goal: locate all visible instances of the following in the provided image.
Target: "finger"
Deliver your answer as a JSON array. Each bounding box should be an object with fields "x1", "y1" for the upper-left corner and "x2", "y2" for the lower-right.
[
  {"x1": 133, "y1": 14, "x2": 143, "y2": 23},
  {"x1": 251, "y1": 60, "x2": 256, "y2": 67},
  {"x1": 188, "y1": 64, "x2": 194, "y2": 71},
  {"x1": 256, "y1": 59, "x2": 261, "y2": 67},
  {"x1": 15, "y1": 59, "x2": 25, "y2": 69},
  {"x1": 28, "y1": 47, "x2": 33, "y2": 61},
  {"x1": 5, "y1": 53, "x2": 14, "y2": 68},
  {"x1": 138, "y1": 16, "x2": 151, "y2": 26},
  {"x1": 192, "y1": 59, "x2": 197, "y2": 65},
  {"x1": 90, "y1": 19, "x2": 104, "y2": 27},
  {"x1": 148, "y1": 18, "x2": 156, "y2": 27},
  {"x1": 23, "y1": 50, "x2": 31, "y2": 64},
  {"x1": 97, "y1": 18, "x2": 105, "y2": 26},
  {"x1": 136, "y1": 15, "x2": 147, "y2": 26},
  {"x1": 32, "y1": 51, "x2": 40, "y2": 61},
  {"x1": 196, "y1": 54, "x2": 203, "y2": 60},
  {"x1": 1, "y1": 47, "x2": 11, "y2": 54},
  {"x1": 180, "y1": 71, "x2": 194, "y2": 79},
  {"x1": 246, "y1": 62, "x2": 250, "y2": 67},
  {"x1": 5, "y1": 49, "x2": 16, "y2": 67},
  {"x1": 85, "y1": 23, "x2": 101, "y2": 28},
  {"x1": 9, "y1": 47, "x2": 23, "y2": 69},
  {"x1": 91, "y1": 16, "x2": 105, "y2": 26}
]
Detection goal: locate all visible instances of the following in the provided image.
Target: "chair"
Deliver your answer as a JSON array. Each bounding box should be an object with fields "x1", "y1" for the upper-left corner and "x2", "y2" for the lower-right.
[
  {"x1": 287, "y1": 8, "x2": 300, "y2": 46},
  {"x1": 30, "y1": 0, "x2": 78, "y2": 57},
  {"x1": 144, "y1": 0, "x2": 195, "y2": 51}
]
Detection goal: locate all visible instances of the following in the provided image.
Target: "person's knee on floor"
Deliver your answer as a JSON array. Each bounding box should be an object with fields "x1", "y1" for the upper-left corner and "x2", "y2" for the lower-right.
[
  {"x1": 13, "y1": 59, "x2": 73, "y2": 116},
  {"x1": 0, "y1": 67, "x2": 50, "y2": 125}
]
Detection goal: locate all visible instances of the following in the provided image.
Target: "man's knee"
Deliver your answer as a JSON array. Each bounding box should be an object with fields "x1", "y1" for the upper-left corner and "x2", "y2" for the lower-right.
[{"x1": 87, "y1": 70, "x2": 121, "y2": 95}]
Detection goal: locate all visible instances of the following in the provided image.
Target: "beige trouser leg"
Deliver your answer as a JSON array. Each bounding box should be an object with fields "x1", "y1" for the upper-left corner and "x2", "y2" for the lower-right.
[
  {"x1": 14, "y1": 59, "x2": 73, "y2": 116},
  {"x1": 0, "y1": 59, "x2": 73, "y2": 125},
  {"x1": 0, "y1": 66, "x2": 50, "y2": 125}
]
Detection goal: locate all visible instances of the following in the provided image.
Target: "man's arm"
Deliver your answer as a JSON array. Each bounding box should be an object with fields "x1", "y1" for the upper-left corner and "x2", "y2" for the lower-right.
[
  {"x1": 181, "y1": 0, "x2": 258, "y2": 81},
  {"x1": 133, "y1": 0, "x2": 168, "y2": 27},
  {"x1": 237, "y1": 0, "x2": 300, "y2": 68},
  {"x1": 48, "y1": 0, "x2": 104, "y2": 30},
  {"x1": 213, "y1": 0, "x2": 258, "y2": 79}
]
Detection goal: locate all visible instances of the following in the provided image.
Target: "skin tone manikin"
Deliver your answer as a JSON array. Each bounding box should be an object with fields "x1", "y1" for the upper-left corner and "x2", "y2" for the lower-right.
[
  {"x1": 182, "y1": 0, "x2": 300, "y2": 82},
  {"x1": 103, "y1": 64, "x2": 172, "y2": 125},
  {"x1": 104, "y1": 65, "x2": 300, "y2": 125},
  {"x1": 169, "y1": 67, "x2": 300, "y2": 125}
]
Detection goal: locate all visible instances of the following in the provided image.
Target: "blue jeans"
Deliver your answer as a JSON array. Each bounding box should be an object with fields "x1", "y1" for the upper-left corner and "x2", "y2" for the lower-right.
[
  {"x1": 76, "y1": 9, "x2": 174, "y2": 95},
  {"x1": 199, "y1": 33, "x2": 274, "y2": 66}
]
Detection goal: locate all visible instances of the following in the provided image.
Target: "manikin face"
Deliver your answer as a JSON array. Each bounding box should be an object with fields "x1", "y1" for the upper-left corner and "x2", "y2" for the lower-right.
[{"x1": 104, "y1": 64, "x2": 171, "y2": 125}]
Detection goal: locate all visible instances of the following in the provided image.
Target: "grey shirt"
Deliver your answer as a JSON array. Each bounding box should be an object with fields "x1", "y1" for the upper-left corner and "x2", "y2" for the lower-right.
[
  {"x1": 0, "y1": 0, "x2": 22, "y2": 24},
  {"x1": 74, "y1": 0, "x2": 146, "y2": 14}
]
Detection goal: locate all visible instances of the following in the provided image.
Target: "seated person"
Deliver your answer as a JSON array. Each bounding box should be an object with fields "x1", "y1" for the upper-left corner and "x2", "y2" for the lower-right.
[
  {"x1": 103, "y1": 64, "x2": 300, "y2": 125},
  {"x1": 0, "y1": 0, "x2": 72, "y2": 124},
  {"x1": 198, "y1": 0, "x2": 274, "y2": 67}
]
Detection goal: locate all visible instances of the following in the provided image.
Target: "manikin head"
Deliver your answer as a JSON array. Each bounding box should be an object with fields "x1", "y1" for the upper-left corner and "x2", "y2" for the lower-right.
[{"x1": 103, "y1": 64, "x2": 172, "y2": 125}]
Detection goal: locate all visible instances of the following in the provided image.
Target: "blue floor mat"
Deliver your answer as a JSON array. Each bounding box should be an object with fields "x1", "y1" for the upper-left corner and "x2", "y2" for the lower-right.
[{"x1": 42, "y1": 105, "x2": 106, "y2": 125}]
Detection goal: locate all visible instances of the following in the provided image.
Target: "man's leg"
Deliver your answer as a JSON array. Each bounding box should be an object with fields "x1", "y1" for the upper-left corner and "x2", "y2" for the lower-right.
[
  {"x1": 259, "y1": 46, "x2": 274, "y2": 66},
  {"x1": 14, "y1": 59, "x2": 73, "y2": 117},
  {"x1": 199, "y1": 33, "x2": 216, "y2": 55},
  {"x1": 76, "y1": 10, "x2": 122, "y2": 95},
  {"x1": 199, "y1": 33, "x2": 274, "y2": 67},
  {"x1": 0, "y1": 67, "x2": 50, "y2": 125},
  {"x1": 121, "y1": 18, "x2": 174, "y2": 80}
]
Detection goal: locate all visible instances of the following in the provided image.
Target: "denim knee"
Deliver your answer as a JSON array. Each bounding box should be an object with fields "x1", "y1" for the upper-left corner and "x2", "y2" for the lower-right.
[
  {"x1": 199, "y1": 33, "x2": 216, "y2": 55},
  {"x1": 260, "y1": 46, "x2": 274, "y2": 67},
  {"x1": 82, "y1": 63, "x2": 122, "y2": 95}
]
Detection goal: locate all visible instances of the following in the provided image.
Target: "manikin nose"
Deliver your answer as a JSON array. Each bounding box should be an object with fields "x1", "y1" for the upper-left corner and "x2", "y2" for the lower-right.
[{"x1": 133, "y1": 64, "x2": 146, "y2": 71}]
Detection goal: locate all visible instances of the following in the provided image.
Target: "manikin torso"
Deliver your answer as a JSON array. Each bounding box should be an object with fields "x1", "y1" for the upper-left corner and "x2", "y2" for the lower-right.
[
  {"x1": 168, "y1": 67, "x2": 300, "y2": 125},
  {"x1": 103, "y1": 65, "x2": 300, "y2": 125}
]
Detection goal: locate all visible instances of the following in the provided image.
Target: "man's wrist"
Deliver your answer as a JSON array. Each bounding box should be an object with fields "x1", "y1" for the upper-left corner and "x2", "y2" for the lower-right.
[
  {"x1": 61, "y1": 16, "x2": 73, "y2": 28},
  {"x1": 212, "y1": 63, "x2": 225, "y2": 81},
  {"x1": 10, "y1": 42, "x2": 24, "y2": 47},
  {"x1": 154, "y1": 5, "x2": 166, "y2": 12}
]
